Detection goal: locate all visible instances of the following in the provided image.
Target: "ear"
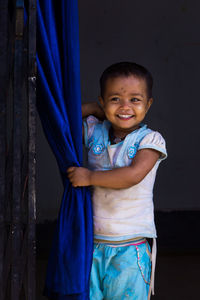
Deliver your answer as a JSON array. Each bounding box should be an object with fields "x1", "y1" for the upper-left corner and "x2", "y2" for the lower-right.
[
  {"x1": 98, "y1": 96, "x2": 105, "y2": 108},
  {"x1": 146, "y1": 97, "x2": 153, "y2": 112}
]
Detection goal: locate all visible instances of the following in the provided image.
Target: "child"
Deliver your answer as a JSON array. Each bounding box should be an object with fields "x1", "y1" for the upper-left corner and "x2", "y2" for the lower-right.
[{"x1": 67, "y1": 62, "x2": 167, "y2": 300}]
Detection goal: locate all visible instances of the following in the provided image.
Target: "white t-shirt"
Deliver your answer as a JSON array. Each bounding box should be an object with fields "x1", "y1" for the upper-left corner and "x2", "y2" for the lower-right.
[{"x1": 84, "y1": 116, "x2": 167, "y2": 240}]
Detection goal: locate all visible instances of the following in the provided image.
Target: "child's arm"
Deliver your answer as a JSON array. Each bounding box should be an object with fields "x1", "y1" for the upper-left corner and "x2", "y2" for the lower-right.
[
  {"x1": 82, "y1": 102, "x2": 105, "y2": 119},
  {"x1": 82, "y1": 102, "x2": 105, "y2": 142},
  {"x1": 67, "y1": 148, "x2": 160, "y2": 189}
]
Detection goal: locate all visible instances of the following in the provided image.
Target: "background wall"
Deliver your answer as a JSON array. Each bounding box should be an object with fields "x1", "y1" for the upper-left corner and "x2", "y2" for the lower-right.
[{"x1": 36, "y1": 0, "x2": 200, "y2": 222}]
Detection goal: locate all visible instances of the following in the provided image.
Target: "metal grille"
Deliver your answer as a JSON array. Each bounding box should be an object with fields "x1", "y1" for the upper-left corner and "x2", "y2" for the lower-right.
[{"x1": 0, "y1": 0, "x2": 36, "y2": 299}]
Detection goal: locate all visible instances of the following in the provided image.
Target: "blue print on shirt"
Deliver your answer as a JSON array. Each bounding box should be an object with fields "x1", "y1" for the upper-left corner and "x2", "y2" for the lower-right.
[
  {"x1": 92, "y1": 144, "x2": 104, "y2": 155},
  {"x1": 127, "y1": 142, "x2": 139, "y2": 159}
]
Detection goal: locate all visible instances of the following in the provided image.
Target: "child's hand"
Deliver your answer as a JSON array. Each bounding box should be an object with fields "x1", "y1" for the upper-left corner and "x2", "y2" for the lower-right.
[
  {"x1": 92, "y1": 102, "x2": 105, "y2": 120},
  {"x1": 82, "y1": 102, "x2": 105, "y2": 120},
  {"x1": 67, "y1": 167, "x2": 92, "y2": 187}
]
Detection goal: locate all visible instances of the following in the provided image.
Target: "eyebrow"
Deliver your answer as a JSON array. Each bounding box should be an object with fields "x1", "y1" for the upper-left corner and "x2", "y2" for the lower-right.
[
  {"x1": 130, "y1": 93, "x2": 144, "y2": 98},
  {"x1": 107, "y1": 92, "x2": 144, "y2": 98}
]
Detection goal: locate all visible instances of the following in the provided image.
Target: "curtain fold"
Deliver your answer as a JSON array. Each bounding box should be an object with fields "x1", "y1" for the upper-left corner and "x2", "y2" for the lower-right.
[{"x1": 37, "y1": 1, "x2": 93, "y2": 299}]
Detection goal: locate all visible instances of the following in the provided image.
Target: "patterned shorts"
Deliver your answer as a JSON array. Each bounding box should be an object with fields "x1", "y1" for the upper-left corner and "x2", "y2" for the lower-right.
[{"x1": 90, "y1": 239, "x2": 151, "y2": 300}]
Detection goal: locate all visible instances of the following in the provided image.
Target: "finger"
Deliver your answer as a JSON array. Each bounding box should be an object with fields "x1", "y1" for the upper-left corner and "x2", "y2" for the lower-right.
[
  {"x1": 67, "y1": 173, "x2": 74, "y2": 181},
  {"x1": 67, "y1": 175, "x2": 72, "y2": 181},
  {"x1": 67, "y1": 166, "x2": 75, "y2": 173}
]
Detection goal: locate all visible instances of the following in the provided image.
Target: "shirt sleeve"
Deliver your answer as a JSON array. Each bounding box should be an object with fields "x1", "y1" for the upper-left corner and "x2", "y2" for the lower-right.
[
  {"x1": 83, "y1": 115, "x2": 99, "y2": 147},
  {"x1": 138, "y1": 131, "x2": 167, "y2": 160}
]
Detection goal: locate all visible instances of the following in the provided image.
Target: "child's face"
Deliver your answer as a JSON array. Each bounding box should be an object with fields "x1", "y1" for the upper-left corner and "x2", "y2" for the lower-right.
[{"x1": 99, "y1": 75, "x2": 153, "y2": 135}]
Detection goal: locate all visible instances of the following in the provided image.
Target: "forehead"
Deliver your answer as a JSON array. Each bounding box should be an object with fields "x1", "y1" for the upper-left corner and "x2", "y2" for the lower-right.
[{"x1": 104, "y1": 75, "x2": 148, "y2": 97}]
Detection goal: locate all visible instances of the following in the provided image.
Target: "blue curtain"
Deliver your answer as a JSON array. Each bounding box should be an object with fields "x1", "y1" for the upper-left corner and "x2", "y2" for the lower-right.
[{"x1": 37, "y1": 1, "x2": 93, "y2": 299}]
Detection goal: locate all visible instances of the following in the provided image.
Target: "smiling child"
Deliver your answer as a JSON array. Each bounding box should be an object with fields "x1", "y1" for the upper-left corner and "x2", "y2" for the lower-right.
[{"x1": 67, "y1": 62, "x2": 167, "y2": 300}]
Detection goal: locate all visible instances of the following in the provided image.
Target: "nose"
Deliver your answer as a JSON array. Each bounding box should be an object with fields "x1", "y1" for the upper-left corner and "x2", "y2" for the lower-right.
[{"x1": 120, "y1": 99, "x2": 131, "y2": 110}]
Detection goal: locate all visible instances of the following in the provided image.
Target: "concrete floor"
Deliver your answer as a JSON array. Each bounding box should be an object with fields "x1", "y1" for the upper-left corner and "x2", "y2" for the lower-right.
[{"x1": 37, "y1": 253, "x2": 200, "y2": 300}]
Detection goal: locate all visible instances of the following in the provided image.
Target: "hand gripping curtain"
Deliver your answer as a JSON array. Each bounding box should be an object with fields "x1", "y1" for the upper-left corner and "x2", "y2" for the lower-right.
[{"x1": 37, "y1": 1, "x2": 93, "y2": 299}]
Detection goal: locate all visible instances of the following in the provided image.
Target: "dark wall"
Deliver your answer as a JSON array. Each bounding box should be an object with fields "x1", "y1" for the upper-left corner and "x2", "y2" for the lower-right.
[{"x1": 36, "y1": 0, "x2": 200, "y2": 222}]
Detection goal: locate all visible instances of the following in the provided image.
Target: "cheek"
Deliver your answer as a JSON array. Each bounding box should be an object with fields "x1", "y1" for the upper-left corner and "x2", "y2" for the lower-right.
[
  {"x1": 135, "y1": 104, "x2": 147, "y2": 113},
  {"x1": 104, "y1": 105, "x2": 115, "y2": 115}
]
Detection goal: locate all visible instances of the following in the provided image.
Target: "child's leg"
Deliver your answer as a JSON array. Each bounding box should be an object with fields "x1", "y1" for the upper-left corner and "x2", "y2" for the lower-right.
[
  {"x1": 90, "y1": 242, "x2": 151, "y2": 300},
  {"x1": 90, "y1": 244, "x2": 104, "y2": 300}
]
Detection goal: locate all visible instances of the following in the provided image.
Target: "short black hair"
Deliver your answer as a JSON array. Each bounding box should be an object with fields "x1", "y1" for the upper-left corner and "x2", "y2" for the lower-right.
[{"x1": 100, "y1": 62, "x2": 153, "y2": 99}]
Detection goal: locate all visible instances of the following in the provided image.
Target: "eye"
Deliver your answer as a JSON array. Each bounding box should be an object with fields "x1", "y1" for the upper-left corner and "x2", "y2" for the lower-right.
[
  {"x1": 130, "y1": 98, "x2": 140, "y2": 102},
  {"x1": 110, "y1": 97, "x2": 120, "y2": 102}
]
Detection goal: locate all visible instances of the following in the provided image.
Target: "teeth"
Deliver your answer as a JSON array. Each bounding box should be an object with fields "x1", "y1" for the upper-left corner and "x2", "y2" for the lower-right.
[{"x1": 118, "y1": 114, "x2": 133, "y2": 118}]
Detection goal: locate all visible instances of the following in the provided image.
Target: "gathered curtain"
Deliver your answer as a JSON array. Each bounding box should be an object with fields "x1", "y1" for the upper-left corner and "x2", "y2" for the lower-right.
[{"x1": 37, "y1": 0, "x2": 93, "y2": 299}]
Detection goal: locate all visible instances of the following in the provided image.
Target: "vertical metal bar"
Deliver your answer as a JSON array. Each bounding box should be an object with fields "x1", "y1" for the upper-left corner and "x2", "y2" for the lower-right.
[
  {"x1": 12, "y1": 1, "x2": 24, "y2": 299},
  {"x1": 0, "y1": 1, "x2": 9, "y2": 298},
  {"x1": 28, "y1": 0, "x2": 37, "y2": 299}
]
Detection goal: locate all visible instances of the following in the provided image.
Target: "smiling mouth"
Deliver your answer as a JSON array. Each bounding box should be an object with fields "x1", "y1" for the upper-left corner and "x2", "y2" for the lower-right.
[{"x1": 117, "y1": 114, "x2": 134, "y2": 120}]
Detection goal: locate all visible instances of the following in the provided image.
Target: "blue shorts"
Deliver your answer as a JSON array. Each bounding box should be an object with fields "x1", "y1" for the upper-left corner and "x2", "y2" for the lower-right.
[{"x1": 90, "y1": 240, "x2": 151, "y2": 300}]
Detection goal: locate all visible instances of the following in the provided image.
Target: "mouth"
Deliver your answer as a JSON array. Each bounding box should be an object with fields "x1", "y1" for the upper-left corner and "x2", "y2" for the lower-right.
[{"x1": 117, "y1": 114, "x2": 134, "y2": 120}]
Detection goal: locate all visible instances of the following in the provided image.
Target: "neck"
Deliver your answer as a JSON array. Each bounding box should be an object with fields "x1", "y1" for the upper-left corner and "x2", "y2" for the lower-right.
[
  {"x1": 112, "y1": 125, "x2": 140, "y2": 139},
  {"x1": 109, "y1": 127, "x2": 129, "y2": 144}
]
